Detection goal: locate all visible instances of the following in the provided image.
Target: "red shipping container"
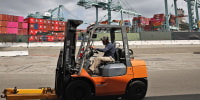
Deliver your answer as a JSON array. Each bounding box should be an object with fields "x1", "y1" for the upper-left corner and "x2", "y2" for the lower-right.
[
  {"x1": 29, "y1": 36, "x2": 35, "y2": 42},
  {"x1": 57, "y1": 32, "x2": 65, "y2": 36},
  {"x1": 34, "y1": 30, "x2": 39, "y2": 35},
  {"x1": 133, "y1": 17, "x2": 138, "y2": 21},
  {"x1": 153, "y1": 14, "x2": 165, "y2": 19},
  {"x1": 59, "y1": 21, "x2": 62, "y2": 26},
  {"x1": 153, "y1": 23, "x2": 162, "y2": 26},
  {"x1": 59, "y1": 26, "x2": 65, "y2": 31},
  {"x1": 0, "y1": 21, "x2": 8, "y2": 27},
  {"x1": 38, "y1": 30, "x2": 43, "y2": 34},
  {"x1": 51, "y1": 26, "x2": 55, "y2": 31},
  {"x1": 151, "y1": 18, "x2": 164, "y2": 24},
  {"x1": 54, "y1": 26, "x2": 59, "y2": 31},
  {"x1": 0, "y1": 27, "x2": 7, "y2": 34},
  {"x1": 39, "y1": 24, "x2": 43, "y2": 30},
  {"x1": 58, "y1": 27, "x2": 62, "y2": 31},
  {"x1": 35, "y1": 18, "x2": 39, "y2": 23},
  {"x1": 62, "y1": 27, "x2": 65, "y2": 31},
  {"x1": 18, "y1": 22, "x2": 23, "y2": 29},
  {"x1": 43, "y1": 19, "x2": 47, "y2": 25},
  {"x1": 60, "y1": 22, "x2": 66, "y2": 26},
  {"x1": 39, "y1": 19, "x2": 43, "y2": 25},
  {"x1": 0, "y1": 14, "x2": 2, "y2": 20},
  {"x1": 45, "y1": 25, "x2": 50, "y2": 31},
  {"x1": 51, "y1": 21, "x2": 55, "y2": 25},
  {"x1": 29, "y1": 29, "x2": 34, "y2": 35},
  {"x1": 7, "y1": 28, "x2": 18, "y2": 34},
  {"x1": 23, "y1": 29, "x2": 28, "y2": 35},
  {"x1": 43, "y1": 25, "x2": 47, "y2": 30},
  {"x1": 18, "y1": 29, "x2": 23, "y2": 35},
  {"x1": 13, "y1": 16, "x2": 19, "y2": 22},
  {"x1": 47, "y1": 35, "x2": 55, "y2": 42},
  {"x1": 47, "y1": 20, "x2": 51, "y2": 25},
  {"x1": 57, "y1": 36, "x2": 62, "y2": 41},
  {"x1": 43, "y1": 30, "x2": 48, "y2": 32},
  {"x1": 23, "y1": 23, "x2": 28, "y2": 29},
  {"x1": 18, "y1": 16, "x2": 24, "y2": 22},
  {"x1": 7, "y1": 15, "x2": 13, "y2": 22},
  {"x1": 52, "y1": 32, "x2": 56, "y2": 35},
  {"x1": 24, "y1": 18, "x2": 35, "y2": 23},
  {"x1": 50, "y1": 32, "x2": 54, "y2": 35},
  {"x1": 138, "y1": 23, "x2": 141, "y2": 27},
  {"x1": 29, "y1": 23, "x2": 34, "y2": 29},
  {"x1": 57, "y1": 36, "x2": 64, "y2": 41},
  {"x1": 1, "y1": 14, "x2": 8, "y2": 21},
  {"x1": 7, "y1": 22, "x2": 18, "y2": 28},
  {"x1": 55, "y1": 21, "x2": 59, "y2": 25}
]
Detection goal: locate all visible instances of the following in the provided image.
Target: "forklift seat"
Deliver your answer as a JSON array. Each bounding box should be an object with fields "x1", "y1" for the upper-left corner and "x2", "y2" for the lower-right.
[{"x1": 114, "y1": 48, "x2": 122, "y2": 62}]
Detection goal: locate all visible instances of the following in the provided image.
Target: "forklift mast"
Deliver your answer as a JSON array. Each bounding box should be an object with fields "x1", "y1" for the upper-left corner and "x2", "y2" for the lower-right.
[{"x1": 63, "y1": 20, "x2": 83, "y2": 72}]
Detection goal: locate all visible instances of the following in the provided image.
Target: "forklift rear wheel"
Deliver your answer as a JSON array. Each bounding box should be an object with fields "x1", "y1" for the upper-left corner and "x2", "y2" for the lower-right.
[
  {"x1": 126, "y1": 80, "x2": 147, "y2": 100},
  {"x1": 64, "y1": 80, "x2": 92, "y2": 100}
]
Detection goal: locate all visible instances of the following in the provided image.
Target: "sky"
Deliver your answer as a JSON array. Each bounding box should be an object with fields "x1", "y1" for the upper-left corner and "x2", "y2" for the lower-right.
[{"x1": 0, "y1": 0, "x2": 197, "y2": 29}]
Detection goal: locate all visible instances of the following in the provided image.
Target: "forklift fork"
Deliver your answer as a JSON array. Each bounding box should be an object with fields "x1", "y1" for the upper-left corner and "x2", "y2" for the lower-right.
[{"x1": 1, "y1": 87, "x2": 57, "y2": 100}]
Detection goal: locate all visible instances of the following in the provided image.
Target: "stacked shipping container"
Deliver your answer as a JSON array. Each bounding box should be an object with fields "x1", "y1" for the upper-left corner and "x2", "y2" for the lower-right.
[
  {"x1": 132, "y1": 14, "x2": 177, "y2": 32},
  {"x1": 151, "y1": 14, "x2": 165, "y2": 31},
  {"x1": 24, "y1": 17, "x2": 66, "y2": 42},
  {"x1": 0, "y1": 14, "x2": 28, "y2": 42},
  {"x1": 132, "y1": 16, "x2": 150, "y2": 31}
]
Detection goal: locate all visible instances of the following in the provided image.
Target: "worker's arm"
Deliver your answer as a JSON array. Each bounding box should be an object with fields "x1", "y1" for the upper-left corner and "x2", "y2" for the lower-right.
[{"x1": 96, "y1": 44, "x2": 112, "y2": 52}]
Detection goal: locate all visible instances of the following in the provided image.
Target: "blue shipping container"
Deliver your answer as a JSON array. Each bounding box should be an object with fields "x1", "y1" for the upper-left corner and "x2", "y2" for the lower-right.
[{"x1": 34, "y1": 24, "x2": 39, "y2": 29}]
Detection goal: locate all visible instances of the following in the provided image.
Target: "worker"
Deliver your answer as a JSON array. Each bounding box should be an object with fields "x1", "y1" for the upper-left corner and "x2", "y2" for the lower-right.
[{"x1": 89, "y1": 36, "x2": 115, "y2": 74}]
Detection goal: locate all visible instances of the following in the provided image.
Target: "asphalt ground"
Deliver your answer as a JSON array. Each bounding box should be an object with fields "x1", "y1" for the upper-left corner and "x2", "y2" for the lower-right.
[{"x1": 0, "y1": 45, "x2": 200, "y2": 100}]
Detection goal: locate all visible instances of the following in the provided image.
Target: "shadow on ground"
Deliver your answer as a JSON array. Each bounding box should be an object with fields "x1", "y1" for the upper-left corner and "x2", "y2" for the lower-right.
[
  {"x1": 92, "y1": 94, "x2": 200, "y2": 100},
  {"x1": 144, "y1": 94, "x2": 200, "y2": 100},
  {"x1": 40, "y1": 94, "x2": 200, "y2": 100}
]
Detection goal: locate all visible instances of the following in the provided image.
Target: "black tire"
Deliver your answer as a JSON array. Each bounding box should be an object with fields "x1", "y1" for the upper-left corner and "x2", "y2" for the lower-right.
[
  {"x1": 55, "y1": 68, "x2": 62, "y2": 95},
  {"x1": 64, "y1": 80, "x2": 92, "y2": 100},
  {"x1": 126, "y1": 80, "x2": 147, "y2": 100},
  {"x1": 55, "y1": 50, "x2": 63, "y2": 95}
]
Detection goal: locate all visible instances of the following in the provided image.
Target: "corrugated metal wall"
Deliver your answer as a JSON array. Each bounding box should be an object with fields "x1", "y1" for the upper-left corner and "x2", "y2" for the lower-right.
[
  {"x1": 0, "y1": 34, "x2": 17, "y2": 42},
  {"x1": 172, "y1": 32, "x2": 200, "y2": 40},
  {"x1": 140, "y1": 31, "x2": 172, "y2": 40}
]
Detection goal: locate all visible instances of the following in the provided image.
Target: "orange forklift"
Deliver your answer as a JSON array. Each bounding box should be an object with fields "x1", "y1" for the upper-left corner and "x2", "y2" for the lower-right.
[{"x1": 1, "y1": 20, "x2": 148, "y2": 100}]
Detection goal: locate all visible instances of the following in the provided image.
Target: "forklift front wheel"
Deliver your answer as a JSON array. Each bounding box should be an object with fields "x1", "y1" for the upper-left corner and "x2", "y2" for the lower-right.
[
  {"x1": 126, "y1": 80, "x2": 147, "y2": 100},
  {"x1": 64, "y1": 80, "x2": 92, "y2": 100}
]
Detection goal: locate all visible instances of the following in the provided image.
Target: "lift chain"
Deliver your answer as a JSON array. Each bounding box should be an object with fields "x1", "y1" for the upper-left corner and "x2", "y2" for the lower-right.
[
  {"x1": 46, "y1": 88, "x2": 53, "y2": 93},
  {"x1": 14, "y1": 87, "x2": 18, "y2": 94},
  {"x1": 1, "y1": 89, "x2": 7, "y2": 98}
]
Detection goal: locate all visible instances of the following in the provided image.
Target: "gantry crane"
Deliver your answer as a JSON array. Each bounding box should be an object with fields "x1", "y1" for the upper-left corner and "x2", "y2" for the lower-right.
[
  {"x1": 27, "y1": 5, "x2": 65, "y2": 21},
  {"x1": 165, "y1": 0, "x2": 200, "y2": 31},
  {"x1": 77, "y1": 0, "x2": 141, "y2": 25}
]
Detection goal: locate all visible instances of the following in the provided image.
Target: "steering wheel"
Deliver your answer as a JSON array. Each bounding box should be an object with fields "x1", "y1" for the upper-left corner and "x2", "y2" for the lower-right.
[
  {"x1": 86, "y1": 46, "x2": 98, "y2": 59},
  {"x1": 89, "y1": 46, "x2": 98, "y2": 54}
]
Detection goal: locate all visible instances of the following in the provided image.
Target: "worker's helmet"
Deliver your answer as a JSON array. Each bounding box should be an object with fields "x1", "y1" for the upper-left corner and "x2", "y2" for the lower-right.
[
  {"x1": 100, "y1": 36, "x2": 109, "y2": 41},
  {"x1": 101, "y1": 36, "x2": 109, "y2": 45}
]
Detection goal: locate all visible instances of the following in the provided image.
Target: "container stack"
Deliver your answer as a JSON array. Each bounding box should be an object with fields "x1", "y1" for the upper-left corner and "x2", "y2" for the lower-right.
[
  {"x1": 132, "y1": 17, "x2": 150, "y2": 32},
  {"x1": 0, "y1": 14, "x2": 28, "y2": 42},
  {"x1": 151, "y1": 14, "x2": 165, "y2": 31},
  {"x1": 24, "y1": 18, "x2": 66, "y2": 42}
]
